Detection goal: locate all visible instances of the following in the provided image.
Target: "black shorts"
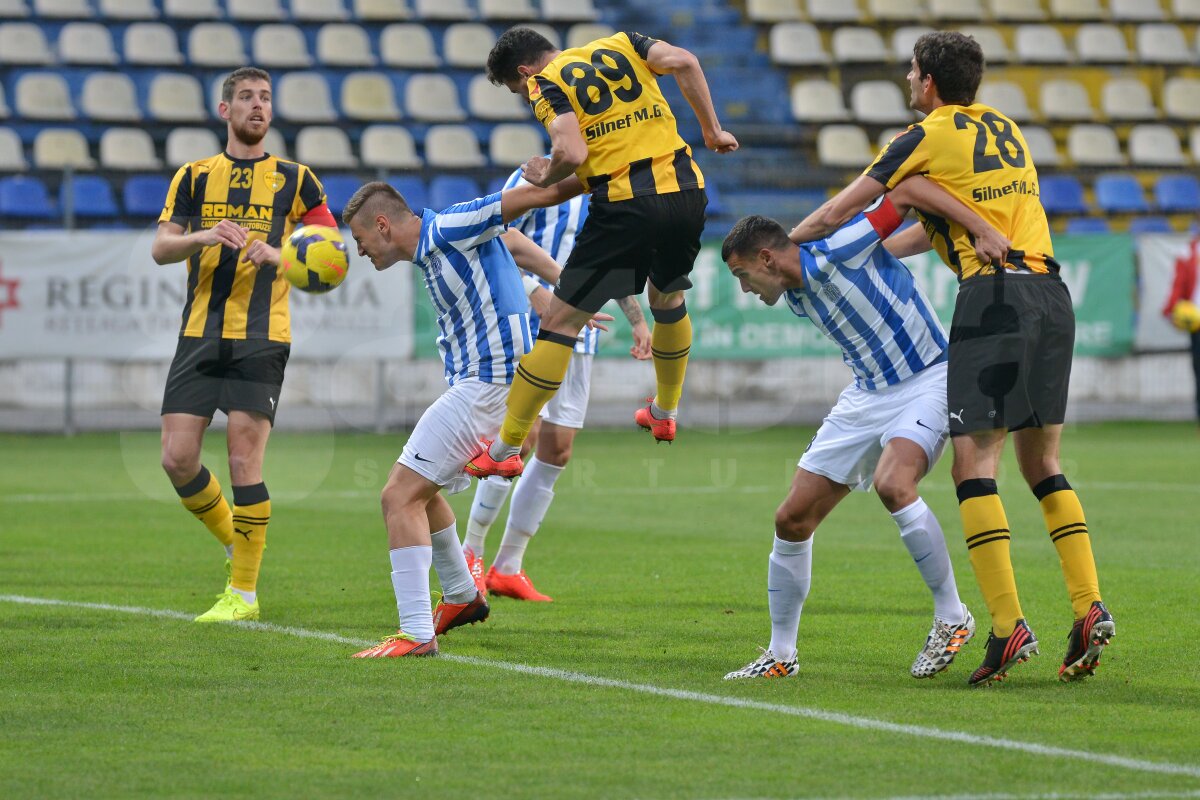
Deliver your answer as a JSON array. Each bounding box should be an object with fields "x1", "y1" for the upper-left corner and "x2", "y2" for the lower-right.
[
  {"x1": 555, "y1": 189, "x2": 707, "y2": 313},
  {"x1": 161, "y1": 337, "x2": 290, "y2": 425},
  {"x1": 947, "y1": 272, "x2": 1074, "y2": 435}
]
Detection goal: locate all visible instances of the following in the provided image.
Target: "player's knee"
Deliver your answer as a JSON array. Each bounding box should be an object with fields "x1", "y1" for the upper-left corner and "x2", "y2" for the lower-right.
[
  {"x1": 539, "y1": 440, "x2": 572, "y2": 467},
  {"x1": 226, "y1": 452, "x2": 260, "y2": 485},
  {"x1": 873, "y1": 475, "x2": 917, "y2": 512},
  {"x1": 161, "y1": 447, "x2": 198, "y2": 481},
  {"x1": 1018, "y1": 456, "x2": 1060, "y2": 490},
  {"x1": 774, "y1": 503, "x2": 817, "y2": 541}
]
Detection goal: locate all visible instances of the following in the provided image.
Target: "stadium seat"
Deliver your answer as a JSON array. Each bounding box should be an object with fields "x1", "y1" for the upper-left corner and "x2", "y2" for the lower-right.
[
  {"x1": 165, "y1": 127, "x2": 221, "y2": 165},
  {"x1": 1049, "y1": 0, "x2": 1103, "y2": 19},
  {"x1": 1094, "y1": 173, "x2": 1149, "y2": 213},
  {"x1": 99, "y1": 0, "x2": 157, "y2": 18},
  {"x1": 892, "y1": 26, "x2": 934, "y2": 61},
  {"x1": 1155, "y1": 175, "x2": 1200, "y2": 212},
  {"x1": 252, "y1": 24, "x2": 313, "y2": 68},
  {"x1": 746, "y1": 0, "x2": 802, "y2": 22},
  {"x1": 291, "y1": 0, "x2": 349, "y2": 20},
  {"x1": 1067, "y1": 124, "x2": 1124, "y2": 166},
  {"x1": 0, "y1": 83, "x2": 6, "y2": 117},
  {"x1": 977, "y1": 81, "x2": 1032, "y2": 122},
  {"x1": 1040, "y1": 79, "x2": 1095, "y2": 122},
  {"x1": 354, "y1": 0, "x2": 409, "y2": 19},
  {"x1": 148, "y1": 74, "x2": 208, "y2": 122},
  {"x1": 1111, "y1": 0, "x2": 1165, "y2": 20},
  {"x1": 295, "y1": 126, "x2": 358, "y2": 169},
  {"x1": 341, "y1": 73, "x2": 401, "y2": 121},
  {"x1": 467, "y1": 74, "x2": 527, "y2": 121},
  {"x1": 99, "y1": 128, "x2": 160, "y2": 170},
  {"x1": 542, "y1": 0, "x2": 598, "y2": 21},
  {"x1": 33, "y1": 0, "x2": 91, "y2": 17},
  {"x1": 317, "y1": 23, "x2": 375, "y2": 66},
  {"x1": 1064, "y1": 217, "x2": 1110, "y2": 234},
  {"x1": 957, "y1": 25, "x2": 1010, "y2": 62},
  {"x1": 227, "y1": 0, "x2": 284, "y2": 20},
  {"x1": 0, "y1": 128, "x2": 28, "y2": 170},
  {"x1": 58, "y1": 22, "x2": 119, "y2": 64},
  {"x1": 404, "y1": 74, "x2": 466, "y2": 122},
  {"x1": 188, "y1": 23, "x2": 249, "y2": 68},
  {"x1": 318, "y1": 174, "x2": 362, "y2": 217},
  {"x1": 429, "y1": 175, "x2": 482, "y2": 211},
  {"x1": 164, "y1": 0, "x2": 219, "y2": 17},
  {"x1": 360, "y1": 124, "x2": 421, "y2": 169},
  {"x1": 816, "y1": 124, "x2": 873, "y2": 167},
  {"x1": 124, "y1": 23, "x2": 184, "y2": 65},
  {"x1": 867, "y1": 0, "x2": 923, "y2": 22},
  {"x1": 566, "y1": 23, "x2": 614, "y2": 49},
  {"x1": 1164, "y1": 78, "x2": 1200, "y2": 121},
  {"x1": 65, "y1": 174, "x2": 118, "y2": 218},
  {"x1": 524, "y1": 23, "x2": 561, "y2": 48},
  {"x1": 0, "y1": 175, "x2": 57, "y2": 218},
  {"x1": 768, "y1": 23, "x2": 828, "y2": 66},
  {"x1": 1076, "y1": 24, "x2": 1132, "y2": 63},
  {"x1": 876, "y1": 126, "x2": 908, "y2": 149},
  {"x1": 1175, "y1": 0, "x2": 1200, "y2": 21},
  {"x1": 15, "y1": 73, "x2": 75, "y2": 119},
  {"x1": 849, "y1": 81, "x2": 912, "y2": 125},
  {"x1": 1192, "y1": 127, "x2": 1200, "y2": 163},
  {"x1": 807, "y1": 0, "x2": 862, "y2": 22},
  {"x1": 0, "y1": 0, "x2": 29, "y2": 16},
  {"x1": 81, "y1": 73, "x2": 141, "y2": 122},
  {"x1": 33, "y1": 129, "x2": 94, "y2": 169},
  {"x1": 930, "y1": 0, "x2": 984, "y2": 20},
  {"x1": 790, "y1": 79, "x2": 849, "y2": 122},
  {"x1": 1022, "y1": 125, "x2": 1061, "y2": 166},
  {"x1": 0, "y1": 22, "x2": 53, "y2": 63},
  {"x1": 1136, "y1": 24, "x2": 1191, "y2": 63},
  {"x1": 1128, "y1": 217, "x2": 1173, "y2": 234},
  {"x1": 122, "y1": 174, "x2": 169, "y2": 216},
  {"x1": 1129, "y1": 124, "x2": 1187, "y2": 166},
  {"x1": 263, "y1": 127, "x2": 288, "y2": 159},
  {"x1": 412, "y1": 0, "x2": 472, "y2": 20},
  {"x1": 425, "y1": 125, "x2": 486, "y2": 168},
  {"x1": 1102, "y1": 78, "x2": 1158, "y2": 121},
  {"x1": 489, "y1": 123, "x2": 543, "y2": 167},
  {"x1": 1014, "y1": 24, "x2": 1072, "y2": 63},
  {"x1": 444, "y1": 23, "x2": 496, "y2": 68},
  {"x1": 986, "y1": 0, "x2": 1045, "y2": 20},
  {"x1": 479, "y1": 0, "x2": 537, "y2": 20},
  {"x1": 276, "y1": 72, "x2": 337, "y2": 122},
  {"x1": 1039, "y1": 175, "x2": 1088, "y2": 214},
  {"x1": 832, "y1": 27, "x2": 887, "y2": 63},
  {"x1": 380, "y1": 24, "x2": 441, "y2": 68},
  {"x1": 390, "y1": 176, "x2": 428, "y2": 211}
]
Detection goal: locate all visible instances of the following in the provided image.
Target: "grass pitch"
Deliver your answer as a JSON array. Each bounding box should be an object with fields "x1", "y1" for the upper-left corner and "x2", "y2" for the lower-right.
[{"x1": 2, "y1": 423, "x2": 1199, "y2": 799}]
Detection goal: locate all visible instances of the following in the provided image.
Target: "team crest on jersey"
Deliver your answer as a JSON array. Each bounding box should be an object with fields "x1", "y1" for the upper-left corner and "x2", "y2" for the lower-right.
[
  {"x1": 822, "y1": 283, "x2": 843, "y2": 303},
  {"x1": 262, "y1": 170, "x2": 286, "y2": 192},
  {"x1": 425, "y1": 252, "x2": 444, "y2": 280}
]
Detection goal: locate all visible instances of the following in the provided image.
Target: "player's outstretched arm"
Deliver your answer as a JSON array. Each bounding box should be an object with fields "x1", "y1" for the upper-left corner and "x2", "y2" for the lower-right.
[
  {"x1": 883, "y1": 223, "x2": 933, "y2": 259},
  {"x1": 888, "y1": 175, "x2": 1011, "y2": 266},
  {"x1": 501, "y1": 228, "x2": 561, "y2": 286},
  {"x1": 618, "y1": 296, "x2": 652, "y2": 360},
  {"x1": 500, "y1": 177, "x2": 586, "y2": 224},
  {"x1": 151, "y1": 219, "x2": 248, "y2": 265},
  {"x1": 643, "y1": 40, "x2": 738, "y2": 154},
  {"x1": 523, "y1": 116, "x2": 589, "y2": 188},
  {"x1": 789, "y1": 175, "x2": 886, "y2": 245}
]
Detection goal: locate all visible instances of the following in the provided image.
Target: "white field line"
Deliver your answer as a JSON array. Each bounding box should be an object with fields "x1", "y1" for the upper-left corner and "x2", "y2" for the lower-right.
[
  {"x1": 711, "y1": 792, "x2": 1200, "y2": 800},
  {"x1": 3, "y1": 594, "x2": 1200, "y2": 782}
]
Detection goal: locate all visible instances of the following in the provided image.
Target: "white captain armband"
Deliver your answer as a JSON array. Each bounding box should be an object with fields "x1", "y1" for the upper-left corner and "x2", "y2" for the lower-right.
[{"x1": 521, "y1": 273, "x2": 542, "y2": 297}]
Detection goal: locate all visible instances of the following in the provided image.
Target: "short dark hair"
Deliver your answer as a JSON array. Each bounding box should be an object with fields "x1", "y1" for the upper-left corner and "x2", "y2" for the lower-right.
[
  {"x1": 912, "y1": 31, "x2": 984, "y2": 106},
  {"x1": 221, "y1": 67, "x2": 271, "y2": 104},
  {"x1": 721, "y1": 215, "x2": 791, "y2": 263},
  {"x1": 342, "y1": 181, "x2": 412, "y2": 225},
  {"x1": 486, "y1": 26, "x2": 557, "y2": 86}
]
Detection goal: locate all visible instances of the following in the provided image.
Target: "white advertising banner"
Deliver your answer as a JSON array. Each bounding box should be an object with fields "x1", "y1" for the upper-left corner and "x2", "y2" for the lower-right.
[
  {"x1": 1136, "y1": 233, "x2": 1196, "y2": 353},
  {"x1": 0, "y1": 230, "x2": 413, "y2": 360}
]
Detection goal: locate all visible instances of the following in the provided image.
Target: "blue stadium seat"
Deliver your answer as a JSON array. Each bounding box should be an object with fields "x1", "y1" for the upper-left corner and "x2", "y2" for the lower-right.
[
  {"x1": 704, "y1": 177, "x2": 726, "y2": 218},
  {"x1": 1154, "y1": 175, "x2": 1200, "y2": 213},
  {"x1": 389, "y1": 175, "x2": 428, "y2": 212},
  {"x1": 485, "y1": 175, "x2": 509, "y2": 195},
  {"x1": 1128, "y1": 216, "x2": 1173, "y2": 235},
  {"x1": 429, "y1": 175, "x2": 481, "y2": 211},
  {"x1": 0, "y1": 175, "x2": 57, "y2": 218},
  {"x1": 1064, "y1": 217, "x2": 1111, "y2": 235},
  {"x1": 319, "y1": 173, "x2": 362, "y2": 217},
  {"x1": 1039, "y1": 175, "x2": 1088, "y2": 215},
  {"x1": 65, "y1": 174, "x2": 119, "y2": 218},
  {"x1": 122, "y1": 174, "x2": 170, "y2": 217},
  {"x1": 1093, "y1": 174, "x2": 1149, "y2": 214}
]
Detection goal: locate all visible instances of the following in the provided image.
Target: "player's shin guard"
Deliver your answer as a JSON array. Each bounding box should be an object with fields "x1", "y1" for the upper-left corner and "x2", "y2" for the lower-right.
[
  {"x1": 1034, "y1": 475, "x2": 1101, "y2": 619},
  {"x1": 767, "y1": 535, "x2": 812, "y2": 661},
  {"x1": 498, "y1": 331, "x2": 574, "y2": 450},
  {"x1": 175, "y1": 465, "x2": 234, "y2": 548},
  {"x1": 230, "y1": 482, "x2": 270, "y2": 594},
  {"x1": 650, "y1": 303, "x2": 691, "y2": 414},
  {"x1": 957, "y1": 479, "x2": 1023, "y2": 637},
  {"x1": 494, "y1": 457, "x2": 563, "y2": 574},
  {"x1": 465, "y1": 476, "x2": 513, "y2": 558}
]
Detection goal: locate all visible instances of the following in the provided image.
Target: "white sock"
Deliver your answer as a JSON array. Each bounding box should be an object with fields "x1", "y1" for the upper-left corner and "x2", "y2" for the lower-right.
[
  {"x1": 429, "y1": 522, "x2": 477, "y2": 604},
  {"x1": 893, "y1": 498, "x2": 964, "y2": 623},
  {"x1": 230, "y1": 587, "x2": 256, "y2": 604},
  {"x1": 488, "y1": 439, "x2": 520, "y2": 460},
  {"x1": 768, "y1": 535, "x2": 812, "y2": 662},
  {"x1": 465, "y1": 476, "x2": 513, "y2": 559},
  {"x1": 224, "y1": 545, "x2": 234, "y2": 559},
  {"x1": 650, "y1": 400, "x2": 676, "y2": 420},
  {"x1": 493, "y1": 457, "x2": 564, "y2": 574},
  {"x1": 389, "y1": 545, "x2": 434, "y2": 642}
]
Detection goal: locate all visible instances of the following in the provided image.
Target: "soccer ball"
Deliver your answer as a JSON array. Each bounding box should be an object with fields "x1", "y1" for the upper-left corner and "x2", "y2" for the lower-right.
[{"x1": 280, "y1": 225, "x2": 349, "y2": 294}]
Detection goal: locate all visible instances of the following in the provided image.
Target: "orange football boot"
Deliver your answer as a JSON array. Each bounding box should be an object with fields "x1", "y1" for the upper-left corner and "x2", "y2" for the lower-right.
[{"x1": 485, "y1": 567, "x2": 553, "y2": 602}]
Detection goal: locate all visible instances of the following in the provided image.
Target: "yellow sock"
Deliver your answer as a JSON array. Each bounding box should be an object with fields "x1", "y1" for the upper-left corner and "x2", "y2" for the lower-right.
[
  {"x1": 175, "y1": 466, "x2": 233, "y2": 548},
  {"x1": 231, "y1": 483, "x2": 270, "y2": 593},
  {"x1": 958, "y1": 479, "x2": 1023, "y2": 637},
  {"x1": 650, "y1": 303, "x2": 692, "y2": 412},
  {"x1": 499, "y1": 332, "x2": 574, "y2": 447},
  {"x1": 1034, "y1": 475, "x2": 1101, "y2": 619}
]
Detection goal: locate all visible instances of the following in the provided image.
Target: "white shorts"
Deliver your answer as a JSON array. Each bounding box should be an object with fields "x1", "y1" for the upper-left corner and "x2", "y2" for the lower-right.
[
  {"x1": 798, "y1": 361, "x2": 949, "y2": 492},
  {"x1": 399, "y1": 378, "x2": 509, "y2": 494},
  {"x1": 538, "y1": 352, "x2": 592, "y2": 430}
]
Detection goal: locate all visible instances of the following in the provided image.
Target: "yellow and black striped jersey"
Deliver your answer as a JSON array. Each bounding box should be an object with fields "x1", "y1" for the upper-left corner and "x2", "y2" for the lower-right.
[
  {"x1": 159, "y1": 152, "x2": 325, "y2": 343},
  {"x1": 865, "y1": 103, "x2": 1057, "y2": 281},
  {"x1": 528, "y1": 31, "x2": 704, "y2": 203}
]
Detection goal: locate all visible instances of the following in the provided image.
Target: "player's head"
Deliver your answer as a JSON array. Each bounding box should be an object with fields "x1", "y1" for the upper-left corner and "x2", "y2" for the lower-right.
[
  {"x1": 343, "y1": 181, "x2": 415, "y2": 269},
  {"x1": 908, "y1": 32, "x2": 984, "y2": 112},
  {"x1": 219, "y1": 67, "x2": 272, "y2": 147},
  {"x1": 487, "y1": 27, "x2": 559, "y2": 100},
  {"x1": 721, "y1": 215, "x2": 796, "y2": 307}
]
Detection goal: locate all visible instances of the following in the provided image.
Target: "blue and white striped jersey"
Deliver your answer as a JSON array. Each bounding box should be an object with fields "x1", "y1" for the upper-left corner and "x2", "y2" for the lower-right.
[
  {"x1": 413, "y1": 192, "x2": 532, "y2": 386},
  {"x1": 785, "y1": 213, "x2": 948, "y2": 390},
  {"x1": 503, "y1": 166, "x2": 598, "y2": 355}
]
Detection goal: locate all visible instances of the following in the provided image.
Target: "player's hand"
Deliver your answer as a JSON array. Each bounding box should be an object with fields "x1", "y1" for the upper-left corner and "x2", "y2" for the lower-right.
[
  {"x1": 585, "y1": 311, "x2": 614, "y2": 333},
  {"x1": 973, "y1": 226, "x2": 1011, "y2": 267},
  {"x1": 202, "y1": 219, "x2": 249, "y2": 250},
  {"x1": 704, "y1": 130, "x2": 739, "y2": 154},
  {"x1": 242, "y1": 241, "x2": 281, "y2": 268},
  {"x1": 521, "y1": 156, "x2": 554, "y2": 187},
  {"x1": 630, "y1": 320, "x2": 652, "y2": 360}
]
